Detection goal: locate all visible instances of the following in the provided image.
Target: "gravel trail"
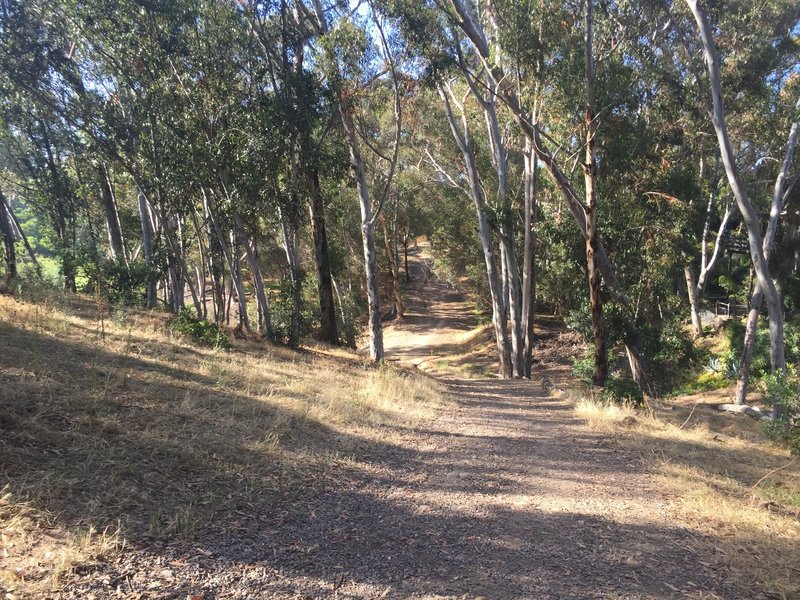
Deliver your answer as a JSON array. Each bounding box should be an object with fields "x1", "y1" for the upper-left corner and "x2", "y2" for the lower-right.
[{"x1": 59, "y1": 248, "x2": 738, "y2": 599}]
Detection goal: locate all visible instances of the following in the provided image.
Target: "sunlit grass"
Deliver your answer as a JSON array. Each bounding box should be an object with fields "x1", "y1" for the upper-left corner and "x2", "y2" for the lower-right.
[
  {"x1": 0, "y1": 293, "x2": 447, "y2": 596},
  {"x1": 575, "y1": 395, "x2": 800, "y2": 596}
]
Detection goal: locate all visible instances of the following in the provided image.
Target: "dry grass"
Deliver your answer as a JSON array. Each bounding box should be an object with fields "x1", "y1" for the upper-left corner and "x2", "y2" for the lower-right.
[
  {"x1": 574, "y1": 398, "x2": 638, "y2": 429},
  {"x1": 0, "y1": 294, "x2": 447, "y2": 597},
  {"x1": 575, "y1": 394, "x2": 800, "y2": 597}
]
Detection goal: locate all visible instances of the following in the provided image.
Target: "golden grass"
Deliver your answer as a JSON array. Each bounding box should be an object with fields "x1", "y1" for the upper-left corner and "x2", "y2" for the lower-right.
[
  {"x1": 575, "y1": 395, "x2": 800, "y2": 597},
  {"x1": 574, "y1": 398, "x2": 638, "y2": 430},
  {"x1": 0, "y1": 294, "x2": 447, "y2": 596}
]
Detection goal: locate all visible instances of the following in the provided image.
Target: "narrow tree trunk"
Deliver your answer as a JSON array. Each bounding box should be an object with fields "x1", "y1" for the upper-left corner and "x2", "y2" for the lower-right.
[
  {"x1": 230, "y1": 229, "x2": 246, "y2": 331},
  {"x1": 687, "y1": 0, "x2": 785, "y2": 387},
  {"x1": 584, "y1": 0, "x2": 608, "y2": 387},
  {"x1": 312, "y1": 1, "x2": 383, "y2": 361},
  {"x1": 403, "y1": 237, "x2": 410, "y2": 283},
  {"x1": 0, "y1": 190, "x2": 17, "y2": 289},
  {"x1": 234, "y1": 212, "x2": 271, "y2": 337},
  {"x1": 202, "y1": 201, "x2": 225, "y2": 323},
  {"x1": 439, "y1": 85, "x2": 511, "y2": 376},
  {"x1": 189, "y1": 211, "x2": 209, "y2": 320},
  {"x1": 331, "y1": 275, "x2": 348, "y2": 331},
  {"x1": 99, "y1": 163, "x2": 127, "y2": 267},
  {"x1": 500, "y1": 227, "x2": 524, "y2": 377},
  {"x1": 225, "y1": 279, "x2": 233, "y2": 325},
  {"x1": 278, "y1": 207, "x2": 302, "y2": 347},
  {"x1": 521, "y1": 145, "x2": 538, "y2": 378},
  {"x1": 499, "y1": 242, "x2": 509, "y2": 318},
  {"x1": 3, "y1": 195, "x2": 40, "y2": 278},
  {"x1": 138, "y1": 193, "x2": 157, "y2": 309},
  {"x1": 195, "y1": 264, "x2": 207, "y2": 320},
  {"x1": 735, "y1": 94, "x2": 799, "y2": 405},
  {"x1": 684, "y1": 266, "x2": 703, "y2": 338},
  {"x1": 382, "y1": 216, "x2": 404, "y2": 319},
  {"x1": 448, "y1": 0, "x2": 647, "y2": 391},
  {"x1": 154, "y1": 204, "x2": 188, "y2": 315},
  {"x1": 307, "y1": 170, "x2": 339, "y2": 344},
  {"x1": 337, "y1": 97, "x2": 384, "y2": 361},
  {"x1": 202, "y1": 189, "x2": 250, "y2": 332}
]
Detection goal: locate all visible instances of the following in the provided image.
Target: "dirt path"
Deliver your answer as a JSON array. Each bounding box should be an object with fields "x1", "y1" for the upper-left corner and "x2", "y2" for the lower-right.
[
  {"x1": 59, "y1": 249, "x2": 740, "y2": 599},
  {"x1": 344, "y1": 248, "x2": 737, "y2": 598}
]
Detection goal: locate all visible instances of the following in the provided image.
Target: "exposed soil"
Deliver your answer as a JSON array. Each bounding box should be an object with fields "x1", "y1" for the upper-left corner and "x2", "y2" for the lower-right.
[{"x1": 49, "y1": 248, "x2": 747, "y2": 599}]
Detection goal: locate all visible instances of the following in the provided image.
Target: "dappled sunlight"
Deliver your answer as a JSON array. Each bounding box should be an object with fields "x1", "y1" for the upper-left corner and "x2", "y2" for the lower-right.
[
  {"x1": 4, "y1": 249, "x2": 795, "y2": 597},
  {"x1": 0, "y1": 295, "x2": 449, "y2": 596}
]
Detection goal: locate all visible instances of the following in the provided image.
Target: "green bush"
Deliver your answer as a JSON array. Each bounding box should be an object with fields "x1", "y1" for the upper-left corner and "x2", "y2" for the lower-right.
[
  {"x1": 600, "y1": 376, "x2": 644, "y2": 406},
  {"x1": 170, "y1": 308, "x2": 230, "y2": 349},
  {"x1": 268, "y1": 273, "x2": 313, "y2": 347},
  {"x1": 760, "y1": 370, "x2": 800, "y2": 455},
  {"x1": 638, "y1": 314, "x2": 697, "y2": 395},
  {"x1": 571, "y1": 350, "x2": 595, "y2": 383},
  {"x1": 102, "y1": 258, "x2": 151, "y2": 307}
]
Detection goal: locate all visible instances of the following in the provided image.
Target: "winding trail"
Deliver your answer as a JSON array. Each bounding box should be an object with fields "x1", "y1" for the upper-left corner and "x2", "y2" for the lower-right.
[
  {"x1": 59, "y1": 247, "x2": 740, "y2": 599},
  {"x1": 321, "y1": 247, "x2": 737, "y2": 599}
]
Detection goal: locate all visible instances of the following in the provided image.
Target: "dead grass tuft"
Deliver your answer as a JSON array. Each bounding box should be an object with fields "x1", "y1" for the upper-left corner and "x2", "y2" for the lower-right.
[
  {"x1": 575, "y1": 395, "x2": 800, "y2": 597},
  {"x1": 0, "y1": 294, "x2": 447, "y2": 597},
  {"x1": 574, "y1": 398, "x2": 638, "y2": 430}
]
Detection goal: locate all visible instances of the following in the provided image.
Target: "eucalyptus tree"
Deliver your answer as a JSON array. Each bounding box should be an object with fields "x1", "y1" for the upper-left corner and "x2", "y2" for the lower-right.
[
  {"x1": 680, "y1": 0, "x2": 799, "y2": 411},
  {"x1": 387, "y1": 0, "x2": 656, "y2": 389},
  {"x1": 298, "y1": 0, "x2": 405, "y2": 362},
  {"x1": 735, "y1": 92, "x2": 800, "y2": 403}
]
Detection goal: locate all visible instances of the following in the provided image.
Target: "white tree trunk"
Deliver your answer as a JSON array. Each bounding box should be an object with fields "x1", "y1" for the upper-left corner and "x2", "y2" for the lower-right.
[
  {"x1": 521, "y1": 142, "x2": 537, "y2": 378},
  {"x1": 234, "y1": 212, "x2": 271, "y2": 337},
  {"x1": 450, "y1": 0, "x2": 650, "y2": 394},
  {"x1": 686, "y1": 0, "x2": 785, "y2": 383},
  {"x1": 138, "y1": 193, "x2": 157, "y2": 309},
  {"x1": 584, "y1": 0, "x2": 608, "y2": 387},
  {"x1": 684, "y1": 266, "x2": 704, "y2": 338},
  {"x1": 735, "y1": 93, "x2": 800, "y2": 405},
  {"x1": 202, "y1": 189, "x2": 250, "y2": 332},
  {"x1": 440, "y1": 85, "x2": 512, "y2": 377}
]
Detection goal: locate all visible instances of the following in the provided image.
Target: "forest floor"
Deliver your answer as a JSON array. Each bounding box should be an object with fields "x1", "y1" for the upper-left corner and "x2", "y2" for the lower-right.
[{"x1": 1, "y1": 247, "x2": 799, "y2": 599}]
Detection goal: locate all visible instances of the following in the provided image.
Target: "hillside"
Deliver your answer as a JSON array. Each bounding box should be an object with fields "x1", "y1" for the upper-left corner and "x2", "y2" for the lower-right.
[
  {"x1": 2, "y1": 252, "x2": 799, "y2": 598},
  {"x1": 0, "y1": 293, "x2": 446, "y2": 598}
]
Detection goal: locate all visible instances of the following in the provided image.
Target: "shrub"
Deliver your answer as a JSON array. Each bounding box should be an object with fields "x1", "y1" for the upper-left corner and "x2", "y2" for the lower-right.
[
  {"x1": 571, "y1": 350, "x2": 595, "y2": 383},
  {"x1": 102, "y1": 258, "x2": 151, "y2": 307},
  {"x1": 638, "y1": 314, "x2": 697, "y2": 394},
  {"x1": 599, "y1": 376, "x2": 644, "y2": 406},
  {"x1": 268, "y1": 273, "x2": 315, "y2": 348},
  {"x1": 170, "y1": 308, "x2": 229, "y2": 349},
  {"x1": 760, "y1": 370, "x2": 800, "y2": 455}
]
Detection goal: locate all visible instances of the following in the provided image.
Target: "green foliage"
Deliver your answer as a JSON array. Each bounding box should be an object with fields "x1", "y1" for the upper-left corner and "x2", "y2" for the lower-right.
[
  {"x1": 537, "y1": 212, "x2": 585, "y2": 316},
  {"x1": 675, "y1": 369, "x2": 731, "y2": 395},
  {"x1": 639, "y1": 314, "x2": 697, "y2": 395},
  {"x1": 100, "y1": 259, "x2": 151, "y2": 307},
  {"x1": 571, "y1": 350, "x2": 595, "y2": 383},
  {"x1": 268, "y1": 274, "x2": 313, "y2": 348},
  {"x1": 763, "y1": 420, "x2": 800, "y2": 456},
  {"x1": 170, "y1": 308, "x2": 229, "y2": 349},
  {"x1": 599, "y1": 376, "x2": 644, "y2": 406},
  {"x1": 760, "y1": 370, "x2": 800, "y2": 455},
  {"x1": 722, "y1": 319, "x2": 800, "y2": 381}
]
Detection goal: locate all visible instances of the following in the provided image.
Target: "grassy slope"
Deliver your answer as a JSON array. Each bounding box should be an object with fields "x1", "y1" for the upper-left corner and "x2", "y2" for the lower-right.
[
  {"x1": 0, "y1": 294, "x2": 446, "y2": 596},
  {"x1": 575, "y1": 395, "x2": 800, "y2": 596}
]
